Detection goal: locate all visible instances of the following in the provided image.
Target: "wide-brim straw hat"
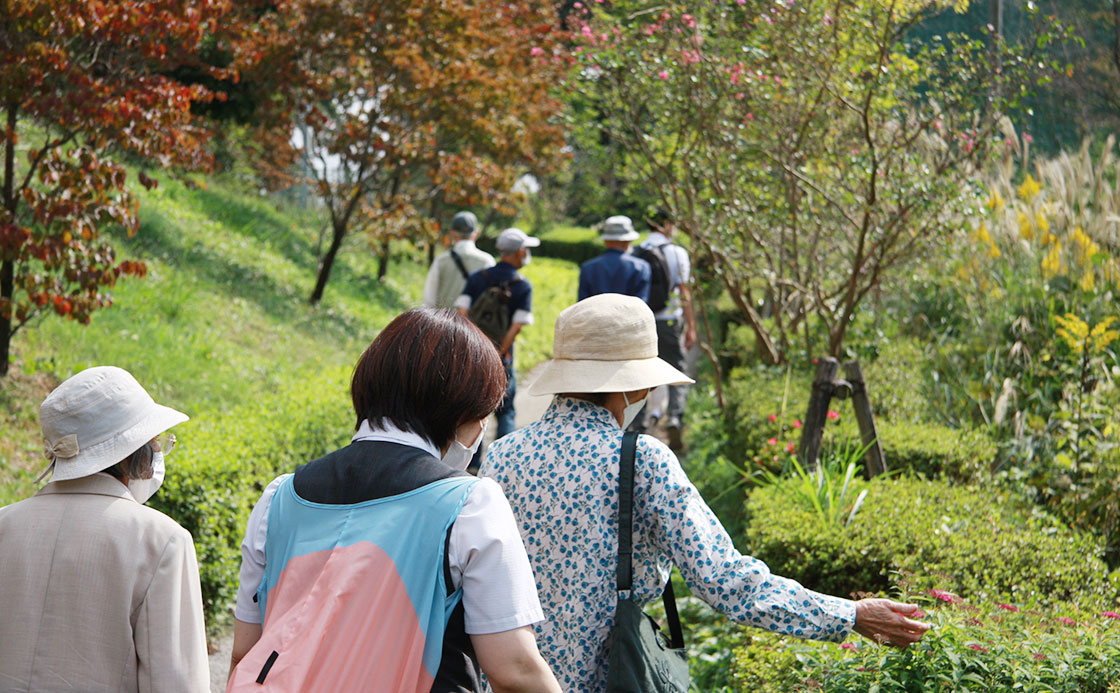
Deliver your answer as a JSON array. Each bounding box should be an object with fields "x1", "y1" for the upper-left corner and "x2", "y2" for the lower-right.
[
  {"x1": 600, "y1": 215, "x2": 640, "y2": 242},
  {"x1": 530, "y1": 294, "x2": 694, "y2": 395},
  {"x1": 38, "y1": 366, "x2": 188, "y2": 482}
]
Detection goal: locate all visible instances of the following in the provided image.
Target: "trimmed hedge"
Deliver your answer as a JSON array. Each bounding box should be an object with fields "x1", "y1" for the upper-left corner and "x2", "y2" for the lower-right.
[
  {"x1": 744, "y1": 475, "x2": 1116, "y2": 609},
  {"x1": 151, "y1": 367, "x2": 353, "y2": 632}
]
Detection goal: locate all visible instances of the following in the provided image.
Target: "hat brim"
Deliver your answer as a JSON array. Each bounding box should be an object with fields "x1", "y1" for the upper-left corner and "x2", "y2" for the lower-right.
[
  {"x1": 528, "y1": 356, "x2": 693, "y2": 396},
  {"x1": 601, "y1": 231, "x2": 640, "y2": 242},
  {"x1": 46, "y1": 404, "x2": 189, "y2": 482}
]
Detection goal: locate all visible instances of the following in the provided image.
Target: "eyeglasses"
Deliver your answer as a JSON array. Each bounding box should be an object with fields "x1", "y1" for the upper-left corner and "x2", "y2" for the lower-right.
[{"x1": 155, "y1": 432, "x2": 177, "y2": 456}]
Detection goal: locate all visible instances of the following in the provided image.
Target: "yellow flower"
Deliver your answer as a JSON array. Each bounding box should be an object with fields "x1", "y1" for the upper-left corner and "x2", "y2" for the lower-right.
[
  {"x1": 1054, "y1": 313, "x2": 1089, "y2": 355},
  {"x1": 1017, "y1": 211, "x2": 1033, "y2": 241},
  {"x1": 1090, "y1": 317, "x2": 1120, "y2": 353},
  {"x1": 1079, "y1": 271, "x2": 1095, "y2": 292},
  {"x1": 1036, "y1": 212, "x2": 1050, "y2": 234},
  {"x1": 1042, "y1": 243, "x2": 1063, "y2": 279},
  {"x1": 975, "y1": 223, "x2": 992, "y2": 245},
  {"x1": 1017, "y1": 174, "x2": 1041, "y2": 200},
  {"x1": 987, "y1": 189, "x2": 1005, "y2": 211},
  {"x1": 1070, "y1": 226, "x2": 1099, "y2": 265},
  {"x1": 988, "y1": 242, "x2": 1001, "y2": 259}
]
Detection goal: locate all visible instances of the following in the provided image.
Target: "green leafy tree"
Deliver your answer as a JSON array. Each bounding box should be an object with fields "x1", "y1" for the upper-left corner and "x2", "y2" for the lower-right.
[{"x1": 573, "y1": 0, "x2": 1066, "y2": 364}]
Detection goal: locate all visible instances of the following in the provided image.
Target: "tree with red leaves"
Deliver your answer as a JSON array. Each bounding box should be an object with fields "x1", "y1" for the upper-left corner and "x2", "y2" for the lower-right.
[
  {"x1": 237, "y1": 0, "x2": 567, "y2": 303},
  {"x1": 0, "y1": 0, "x2": 231, "y2": 376}
]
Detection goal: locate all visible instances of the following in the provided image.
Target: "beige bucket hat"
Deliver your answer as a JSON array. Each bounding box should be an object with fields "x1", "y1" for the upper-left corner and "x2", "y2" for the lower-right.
[
  {"x1": 529, "y1": 294, "x2": 694, "y2": 395},
  {"x1": 38, "y1": 366, "x2": 188, "y2": 482}
]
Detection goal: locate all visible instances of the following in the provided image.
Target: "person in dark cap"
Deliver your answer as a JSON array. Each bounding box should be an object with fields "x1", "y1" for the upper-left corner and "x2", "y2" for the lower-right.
[{"x1": 423, "y1": 210, "x2": 496, "y2": 309}]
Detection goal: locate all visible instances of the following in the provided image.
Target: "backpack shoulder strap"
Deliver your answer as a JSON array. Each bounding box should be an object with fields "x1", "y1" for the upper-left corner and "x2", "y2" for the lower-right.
[{"x1": 448, "y1": 249, "x2": 469, "y2": 280}]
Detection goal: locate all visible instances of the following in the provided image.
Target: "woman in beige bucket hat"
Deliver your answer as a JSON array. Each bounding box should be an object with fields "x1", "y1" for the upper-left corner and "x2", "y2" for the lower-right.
[
  {"x1": 481, "y1": 294, "x2": 930, "y2": 691},
  {"x1": 0, "y1": 366, "x2": 209, "y2": 691}
]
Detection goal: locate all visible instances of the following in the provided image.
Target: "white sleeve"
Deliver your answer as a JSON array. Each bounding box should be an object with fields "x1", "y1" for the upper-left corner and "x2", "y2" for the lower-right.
[
  {"x1": 454, "y1": 294, "x2": 472, "y2": 310},
  {"x1": 422, "y1": 258, "x2": 442, "y2": 307},
  {"x1": 233, "y1": 474, "x2": 290, "y2": 624},
  {"x1": 448, "y1": 477, "x2": 544, "y2": 634},
  {"x1": 674, "y1": 246, "x2": 691, "y2": 285},
  {"x1": 511, "y1": 308, "x2": 534, "y2": 325}
]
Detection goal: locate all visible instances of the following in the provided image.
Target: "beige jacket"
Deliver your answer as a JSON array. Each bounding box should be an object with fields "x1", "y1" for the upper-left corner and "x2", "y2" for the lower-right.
[
  {"x1": 422, "y1": 239, "x2": 496, "y2": 308},
  {"x1": 0, "y1": 474, "x2": 209, "y2": 692}
]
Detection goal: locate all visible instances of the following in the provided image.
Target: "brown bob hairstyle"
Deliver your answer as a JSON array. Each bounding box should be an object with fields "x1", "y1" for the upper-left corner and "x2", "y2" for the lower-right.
[{"x1": 351, "y1": 308, "x2": 507, "y2": 448}]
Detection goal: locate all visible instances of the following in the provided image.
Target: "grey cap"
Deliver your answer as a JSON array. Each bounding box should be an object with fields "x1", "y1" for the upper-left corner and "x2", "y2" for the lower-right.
[
  {"x1": 601, "y1": 215, "x2": 640, "y2": 242},
  {"x1": 450, "y1": 211, "x2": 478, "y2": 234},
  {"x1": 495, "y1": 227, "x2": 541, "y2": 254}
]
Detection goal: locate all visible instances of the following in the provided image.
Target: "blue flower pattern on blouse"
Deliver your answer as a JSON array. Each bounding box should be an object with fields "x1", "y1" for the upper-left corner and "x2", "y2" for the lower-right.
[{"x1": 481, "y1": 396, "x2": 856, "y2": 692}]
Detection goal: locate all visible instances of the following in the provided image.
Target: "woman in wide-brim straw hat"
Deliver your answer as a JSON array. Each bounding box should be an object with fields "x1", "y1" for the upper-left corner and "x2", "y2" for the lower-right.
[
  {"x1": 0, "y1": 366, "x2": 209, "y2": 692},
  {"x1": 481, "y1": 294, "x2": 931, "y2": 692}
]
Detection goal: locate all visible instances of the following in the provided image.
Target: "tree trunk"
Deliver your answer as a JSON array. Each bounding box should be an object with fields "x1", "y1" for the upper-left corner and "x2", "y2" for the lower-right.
[
  {"x1": 377, "y1": 240, "x2": 390, "y2": 281},
  {"x1": 309, "y1": 223, "x2": 347, "y2": 304},
  {"x1": 0, "y1": 259, "x2": 13, "y2": 377},
  {"x1": 2, "y1": 103, "x2": 16, "y2": 377}
]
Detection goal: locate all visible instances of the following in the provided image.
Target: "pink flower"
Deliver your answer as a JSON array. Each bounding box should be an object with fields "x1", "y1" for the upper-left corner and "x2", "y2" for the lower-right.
[
  {"x1": 1057, "y1": 617, "x2": 1077, "y2": 626},
  {"x1": 785, "y1": 442, "x2": 795, "y2": 453},
  {"x1": 573, "y1": 1, "x2": 581, "y2": 6},
  {"x1": 657, "y1": 69, "x2": 669, "y2": 80},
  {"x1": 823, "y1": 13, "x2": 832, "y2": 26},
  {"x1": 768, "y1": 413, "x2": 777, "y2": 423},
  {"x1": 746, "y1": 112, "x2": 754, "y2": 121},
  {"x1": 1025, "y1": 134, "x2": 1034, "y2": 143},
  {"x1": 840, "y1": 643, "x2": 857, "y2": 650},
  {"x1": 968, "y1": 643, "x2": 989, "y2": 653},
  {"x1": 681, "y1": 13, "x2": 696, "y2": 28},
  {"x1": 767, "y1": 438, "x2": 777, "y2": 446},
  {"x1": 1101, "y1": 611, "x2": 1120, "y2": 619},
  {"x1": 912, "y1": 608, "x2": 927, "y2": 618},
  {"x1": 530, "y1": 46, "x2": 543, "y2": 57},
  {"x1": 929, "y1": 589, "x2": 959, "y2": 603},
  {"x1": 997, "y1": 603, "x2": 1019, "y2": 612},
  {"x1": 580, "y1": 25, "x2": 594, "y2": 39},
  {"x1": 792, "y1": 419, "x2": 802, "y2": 429},
  {"x1": 734, "y1": 92, "x2": 745, "y2": 100},
  {"x1": 826, "y1": 410, "x2": 840, "y2": 420},
  {"x1": 736, "y1": 0, "x2": 746, "y2": 5}
]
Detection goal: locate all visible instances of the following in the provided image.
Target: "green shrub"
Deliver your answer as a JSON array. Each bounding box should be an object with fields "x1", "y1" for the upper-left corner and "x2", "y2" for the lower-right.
[
  {"x1": 151, "y1": 367, "x2": 353, "y2": 633},
  {"x1": 730, "y1": 600, "x2": 1120, "y2": 692},
  {"x1": 744, "y1": 475, "x2": 1115, "y2": 609}
]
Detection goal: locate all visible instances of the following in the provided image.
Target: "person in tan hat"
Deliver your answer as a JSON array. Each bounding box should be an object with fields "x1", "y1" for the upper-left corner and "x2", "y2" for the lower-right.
[
  {"x1": 480, "y1": 294, "x2": 929, "y2": 691},
  {"x1": 0, "y1": 366, "x2": 209, "y2": 692}
]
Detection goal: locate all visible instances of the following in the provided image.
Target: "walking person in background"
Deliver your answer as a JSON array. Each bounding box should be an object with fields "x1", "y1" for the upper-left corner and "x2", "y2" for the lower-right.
[
  {"x1": 423, "y1": 210, "x2": 495, "y2": 309},
  {"x1": 227, "y1": 309, "x2": 559, "y2": 692},
  {"x1": 456, "y1": 227, "x2": 539, "y2": 472},
  {"x1": 482, "y1": 294, "x2": 930, "y2": 692},
  {"x1": 577, "y1": 215, "x2": 651, "y2": 301},
  {"x1": 633, "y1": 208, "x2": 698, "y2": 450},
  {"x1": 0, "y1": 366, "x2": 209, "y2": 692}
]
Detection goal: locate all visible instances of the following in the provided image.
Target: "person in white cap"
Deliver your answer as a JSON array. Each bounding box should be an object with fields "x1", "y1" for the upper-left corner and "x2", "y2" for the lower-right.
[
  {"x1": 456, "y1": 227, "x2": 540, "y2": 471},
  {"x1": 422, "y1": 210, "x2": 495, "y2": 309},
  {"x1": 481, "y1": 294, "x2": 930, "y2": 692},
  {"x1": 0, "y1": 366, "x2": 209, "y2": 692},
  {"x1": 577, "y1": 215, "x2": 651, "y2": 301}
]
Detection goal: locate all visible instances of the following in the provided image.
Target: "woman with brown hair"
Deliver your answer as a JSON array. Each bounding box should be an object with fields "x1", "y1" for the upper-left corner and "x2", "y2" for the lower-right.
[{"x1": 227, "y1": 309, "x2": 559, "y2": 692}]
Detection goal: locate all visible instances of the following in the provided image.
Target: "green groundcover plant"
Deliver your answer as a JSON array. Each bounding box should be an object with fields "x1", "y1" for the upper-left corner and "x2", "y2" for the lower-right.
[{"x1": 731, "y1": 597, "x2": 1120, "y2": 692}]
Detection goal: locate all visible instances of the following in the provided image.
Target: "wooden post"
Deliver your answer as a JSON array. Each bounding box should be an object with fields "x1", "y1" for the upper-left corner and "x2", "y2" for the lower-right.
[
  {"x1": 798, "y1": 357, "x2": 840, "y2": 470},
  {"x1": 844, "y1": 361, "x2": 887, "y2": 479}
]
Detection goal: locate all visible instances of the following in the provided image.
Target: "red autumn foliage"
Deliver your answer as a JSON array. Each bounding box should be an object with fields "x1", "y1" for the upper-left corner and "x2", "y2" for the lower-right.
[
  {"x1": 0, "y1": 0, "x2": 232, "y2": 375},
  {"x1": 234, "y1": 0, "x2": 568, "y2": 302}
]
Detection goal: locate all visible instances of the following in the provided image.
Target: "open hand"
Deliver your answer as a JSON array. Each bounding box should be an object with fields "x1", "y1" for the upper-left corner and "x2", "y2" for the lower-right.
[{"x1": 853, "y1": 598, "x2": 930, "y2": 648}]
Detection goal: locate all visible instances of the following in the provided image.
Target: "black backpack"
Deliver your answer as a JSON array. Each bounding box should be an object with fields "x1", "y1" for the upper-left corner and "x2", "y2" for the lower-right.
[
  {"x1": 633, "y1": 243, "x2": 673, "y2": 313},
  {"x1": 468, "y1": 270, "x2": 517, "y2": 349}
]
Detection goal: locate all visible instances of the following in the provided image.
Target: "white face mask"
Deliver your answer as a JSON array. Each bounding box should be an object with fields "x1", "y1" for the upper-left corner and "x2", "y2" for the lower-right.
[
  {"x1": 621, "y1": 391, "x2": 647, "y2": 429},
  {"x1": 128, "y1": 450, "x2": 165, "y2": 505},
  {"x1": 521, "y1": 249, "x2": 532, "y2": 266},
  {"x1": 443, "y1": 420, "x2": 487, "y2": 471}
]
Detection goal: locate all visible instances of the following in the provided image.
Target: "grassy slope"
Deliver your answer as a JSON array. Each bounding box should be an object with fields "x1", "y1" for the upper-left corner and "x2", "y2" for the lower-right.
[{"x1": 1, "y1": 172, "x2": 579, "y2": 505}]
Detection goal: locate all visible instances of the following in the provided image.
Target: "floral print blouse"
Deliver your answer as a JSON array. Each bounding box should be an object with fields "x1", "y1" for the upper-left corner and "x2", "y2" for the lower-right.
[{"x1": 481, "y1": 396, "x2": 856, "y2": 692}]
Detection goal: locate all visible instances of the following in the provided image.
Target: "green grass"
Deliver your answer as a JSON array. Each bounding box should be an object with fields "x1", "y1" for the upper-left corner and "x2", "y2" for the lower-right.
[{"x1": 1, "y1": 171, "x2": 579, "y2": 506}]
